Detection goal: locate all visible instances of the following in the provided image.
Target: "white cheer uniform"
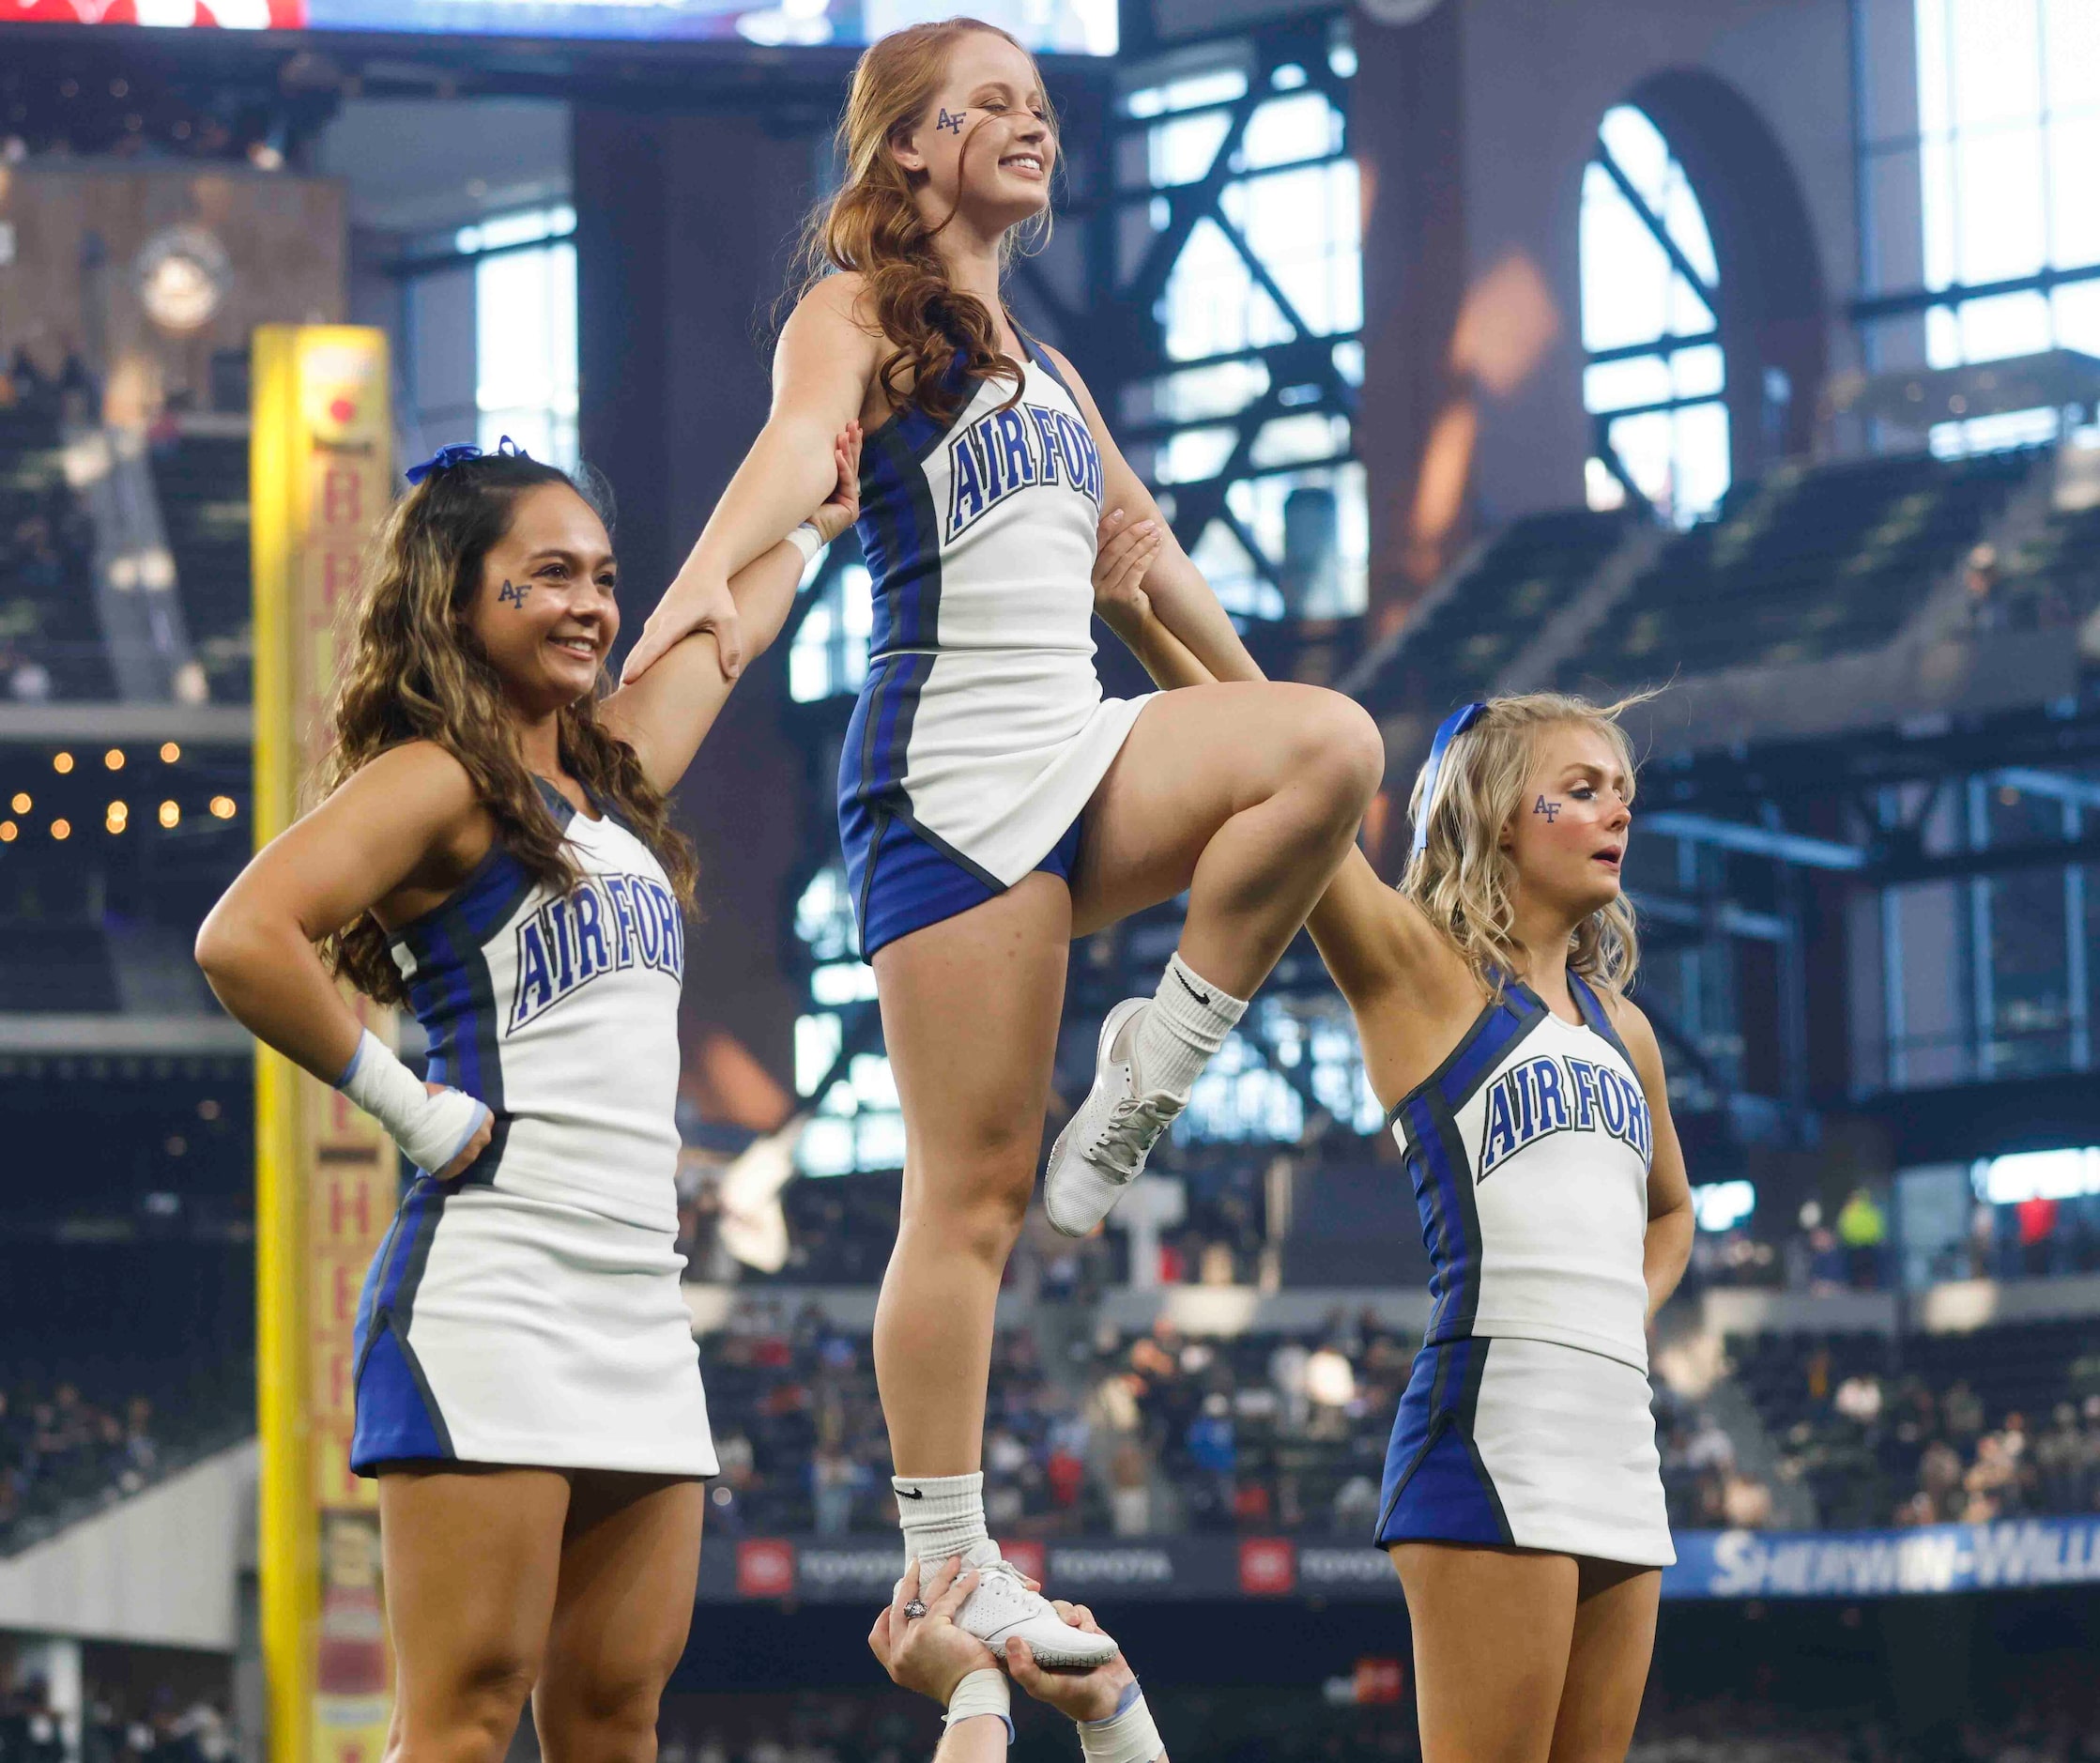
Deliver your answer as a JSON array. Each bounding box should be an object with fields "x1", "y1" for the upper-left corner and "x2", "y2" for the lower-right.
[
  {"x1": 838, "y1": 339, "x2": 1151, "y2": 958},
  {"x1": 1373, "y1": 970, "x2": 1672, "y2": 1566},
  {"x1": 348, "y1": 780, "x2": 715, "y2": 1478}
]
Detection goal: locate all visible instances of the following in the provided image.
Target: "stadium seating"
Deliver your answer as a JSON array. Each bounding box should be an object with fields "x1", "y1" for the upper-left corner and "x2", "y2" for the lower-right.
[
  {"x1": 1991, "y1": 494, "x2": 2100, "y2": 631},
  {"x1": 0, "y1": 1242, "x2": 253, "y2": 1554},
  {"x1": 1354, "y1": 508, "x2": 1637, "y2": 713},
  {"x1": 0, "y1": 923, "x2": 121, "y2": 1013},
  {"x1": 1556, "y1": 447, "x2": 2042, "y2": 687},
  {"x1": 695, "y1": 1302, "x2": 1418, "y2": 1540},
  {"x1": 1725, "y1": 1321, "x2": 2100, "y2": 1528},
  {"x1": 149, "y1": 428, "x2": 252, "y2": 704},
  {"x1": 0, "y1": 404, "x2": 116, "y2": 702}
]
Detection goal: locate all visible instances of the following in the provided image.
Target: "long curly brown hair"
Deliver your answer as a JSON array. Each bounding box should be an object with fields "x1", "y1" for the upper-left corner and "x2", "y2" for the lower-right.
[
  {"x1": 792, "y1": 17, "x2": 1056, "y2": 423},
  {"x1": 316, "y1": 451, "x2": 697, "y2": 1005}
]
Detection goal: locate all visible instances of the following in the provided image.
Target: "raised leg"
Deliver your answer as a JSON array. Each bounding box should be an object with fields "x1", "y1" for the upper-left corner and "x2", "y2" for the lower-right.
[{"x1": 1071, "y1": 681, "x2": 1385, "y2": 993}]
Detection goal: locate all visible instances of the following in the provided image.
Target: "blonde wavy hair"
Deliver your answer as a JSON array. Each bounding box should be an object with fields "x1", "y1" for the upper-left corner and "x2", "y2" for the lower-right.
[
  {"x1": 789, "y1": 17, "x2": 1056, "y2": 424},
  {"x1": 315, "y1": 451, "x2": 697, "y2": 1006},
  {"x1": 1400, "y1": 690, "x2": 1654, "y2": 998}
]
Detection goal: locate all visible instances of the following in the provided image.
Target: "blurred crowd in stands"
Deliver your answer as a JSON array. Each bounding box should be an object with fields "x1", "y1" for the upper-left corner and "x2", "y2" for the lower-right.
[
  {"x1": 0, "y1": 1380, "x2": 159, "y2": 1551},
  {"x1": 696, "y1": 1291, "x2": 2100, "y2": 1540},
  {"x1": 696, "y1": 1298, "x2": 1406, "y2": 1540},
  {"x1": 0, "y1": 349, "x2": 99, "y2": 707},
  {"x1": 1687, "y1": 1189, "x2": 2100, "y2": 1295},
  {"x1": 0, "y1": 1684, "x2": 229, "y2": 1763},
  {"x1": 1730, "y1": 1327, "x2": 2100, "y2": 1530}
]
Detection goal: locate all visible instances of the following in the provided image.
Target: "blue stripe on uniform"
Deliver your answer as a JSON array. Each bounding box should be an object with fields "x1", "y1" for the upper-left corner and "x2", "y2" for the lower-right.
[
  {"x1": 1372, "y1": 1336, "x2": 1512, "y2": 1549},
  {"x1": 1391, "y1": 990, "x2": 1546, "y2": 1348},
  {"x1": 348, "y1": 1174, "x2": 455, "y2": 1471},
  {"x1": 842, "y1": 371, "x2": 961, "y2": 811}
]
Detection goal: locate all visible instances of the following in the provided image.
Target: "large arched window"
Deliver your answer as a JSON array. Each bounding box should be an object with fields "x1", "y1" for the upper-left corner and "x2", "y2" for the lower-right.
[{"x1": 1580, "y1": 105, "x2": 1729, "y2": 525}]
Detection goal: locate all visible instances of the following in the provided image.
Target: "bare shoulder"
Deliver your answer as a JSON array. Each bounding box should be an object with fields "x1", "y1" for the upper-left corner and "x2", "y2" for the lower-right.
[
  {"x1": 789, "y1": 272, "x2": 883, "y2": 344},
  {"x1": 329, "y1": 740, "x2": 490, "y2": 858},
  {"x1": 1037, "y1": 342, "x2": 1099, "y2": 407},
  {"x1": 336, "y1": 739, "x2": 478, "y2": 812},
  {"x1": 1599, "y1": 987, "x2": 1666, "y2": 1071}
]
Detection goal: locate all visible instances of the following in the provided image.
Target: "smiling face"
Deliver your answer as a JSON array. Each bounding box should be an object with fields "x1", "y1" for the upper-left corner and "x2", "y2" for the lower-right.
[
  {"x1": 462, "y1": 483, "x2": 619, "y2": 717},
  {"x1": 890, "y1": 28, "x2": 1054, "y2": 238},
  {"x1": 1499, "y1": 720, "x2": 1634, "y2": 919}
]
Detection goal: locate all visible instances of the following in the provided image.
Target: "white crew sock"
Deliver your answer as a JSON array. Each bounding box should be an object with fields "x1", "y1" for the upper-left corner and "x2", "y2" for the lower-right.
[
  {"x1": 1130, "y1": 953, "x2": 1248, "y2": 1102},
  {"x1": 894, "y1": 1470, "x2": 989, "y2": 1566}
]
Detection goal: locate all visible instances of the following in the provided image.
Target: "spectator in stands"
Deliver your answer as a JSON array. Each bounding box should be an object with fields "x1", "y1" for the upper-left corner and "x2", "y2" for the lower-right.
[
  {"x1": 2016, "y1": 1194, "x2": 2060, "y2": 1278},
  {"x1": 1965, "y1": 543, "x2": 2005, "y2": 632},
  {"x1": 1916, "y1": 1437, "x2": 1965, "y2": 1521},
  {"x1": 1835, "y1": 1188, "x2": 1888, "y2": 1289},
  {"x1": 1107, "y1": 1438, "x2": 1152, "y2": 1537},
  {"x1": 1719, "y1": 1471, "x2": 1773, "y2": 1528},
  {"x1": 813, "y1": 1433, "x2": 864, "y2": 1537},
  {"x1": 1944, "y1": 1379, "x2": 1986, "y2": 1444},
  {"x1": 2032, "y1": 1403, "x2": 2086, "y2": 1513}
]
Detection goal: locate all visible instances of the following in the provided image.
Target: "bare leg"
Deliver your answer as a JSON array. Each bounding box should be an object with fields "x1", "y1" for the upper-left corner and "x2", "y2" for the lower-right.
[
  {"x1": 378, "y1": 1466, "x2": 571, "y2": 1763},
  {"x1": 1072, "y1": 682, "x2": 1384, "y2": 994},
  {"x1": 533, "y1": 1473, "x2": 707, "y2": 1763},
  {"x1": 871, "y1": 874, "x2": 1072, "y2": 1475},
  {"x1": 1391, "y1": 1542, "x2": 1580, "y2": 1763},
  {"x1": 1545, "y1": 1560, "x2": 1661, "y2": 1763}
]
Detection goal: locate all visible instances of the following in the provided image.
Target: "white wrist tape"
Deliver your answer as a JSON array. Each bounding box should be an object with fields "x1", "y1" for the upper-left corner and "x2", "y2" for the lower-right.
[
  {"x1": 786, "y1": 523, "x2": 825, "y2": 566},
  {"x1": 1080, "y1": 1692, "x2": 1162, "y2": 1763},
  {"x1": 336, "y1": 1030, "x2": 490, "y2": 1177},
  {"x1": 943, "y1": 1668, "x2": 1012, "y2": 1744}
]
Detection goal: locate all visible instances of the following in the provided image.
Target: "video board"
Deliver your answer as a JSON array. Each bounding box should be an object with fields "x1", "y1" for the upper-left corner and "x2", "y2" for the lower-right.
[{"x1": 5, "y1": 0, "x2": 1116, "y2": 51}]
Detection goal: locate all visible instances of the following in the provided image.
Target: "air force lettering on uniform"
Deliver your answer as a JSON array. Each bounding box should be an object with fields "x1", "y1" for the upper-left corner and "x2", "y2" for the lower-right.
[
  {"x1": 511, "y1": 870, "x2": 684, "y2": 1033},
  {"x1": 1479, "y1": 1050, "x2": 1652, "y2": 1179},
  {"x1": 945, "y1": 400, "x2": 1104, "y2": 543}
]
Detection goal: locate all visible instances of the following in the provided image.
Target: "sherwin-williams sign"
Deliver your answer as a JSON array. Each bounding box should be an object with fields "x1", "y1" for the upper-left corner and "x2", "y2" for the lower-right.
[{"x1": 701, "y1": 1524, "x2": 2100, "y2": 1605}]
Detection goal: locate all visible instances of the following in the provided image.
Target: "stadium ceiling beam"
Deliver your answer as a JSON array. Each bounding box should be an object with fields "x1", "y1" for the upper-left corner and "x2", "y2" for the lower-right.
[
  {"x1": 1991, "y1": 767, "x2": 2100, "y2": 811},
  {"x1": 1209, "y1": 210, "x2": 1320, "y2": 351},
  {"x1": 1870, "y1": 828, "x2": 2100, "y2": 886},
  {"x1": 1118, "y1": 84, "x2": 1270, "y2": 318},
  {"x1": 1591, "y1": 144, "x2": 1718, "y2": 305},
  {"x1": 1631, "y1": 891, "x2": 1788, "y2": 943},
  {"x1": 1639, "y1": 811, "x2": 1866, "y2": 871}
]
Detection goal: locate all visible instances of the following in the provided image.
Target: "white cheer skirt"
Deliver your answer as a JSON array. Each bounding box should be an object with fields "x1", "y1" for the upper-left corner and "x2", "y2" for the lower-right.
[
  {"x1": 1374, "y1": 1334, "x2": 1673, "y2": 1568},
  {"x1": 348, "y1": 1177, "x2": 716, "y2": 1478}
]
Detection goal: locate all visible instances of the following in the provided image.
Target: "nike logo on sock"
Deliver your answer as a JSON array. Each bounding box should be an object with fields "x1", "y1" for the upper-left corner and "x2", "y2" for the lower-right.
[
  {"x1": 1174, "y1": 968, "x2": 1213, "y2": 1007},
  {"x1": 897, "y1": 1486, "x2": 926, "y2": 1499}
]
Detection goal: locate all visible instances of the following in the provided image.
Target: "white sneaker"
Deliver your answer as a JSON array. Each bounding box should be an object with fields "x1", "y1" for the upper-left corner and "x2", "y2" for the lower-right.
[
  {"x1": 1043, "y1": 997, "x2": 1183, "y2": 1239},
  {"x1": 946, "y1": 1540, "x2": 1120, "y2": 1668}
]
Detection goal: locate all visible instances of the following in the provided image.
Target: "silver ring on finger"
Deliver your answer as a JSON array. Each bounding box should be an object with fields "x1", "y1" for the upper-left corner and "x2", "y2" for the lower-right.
[{"x1": 903, "y1": 1600, "x2": 928, "y2": 1619}]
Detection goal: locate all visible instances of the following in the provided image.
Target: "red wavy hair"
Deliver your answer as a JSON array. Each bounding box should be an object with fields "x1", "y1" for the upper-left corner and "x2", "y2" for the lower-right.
[{"x1": 793, "y1": 18, "x2": 1057, "y2": 422}]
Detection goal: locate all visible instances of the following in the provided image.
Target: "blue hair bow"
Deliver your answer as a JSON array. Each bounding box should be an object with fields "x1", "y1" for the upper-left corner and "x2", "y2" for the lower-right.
[
  {"x1": 1410, "y1": 700, "x2": 1488, "y2": 862},
  {"x1": 404, "y1": 436, "x2": 527, "y2": 486}
]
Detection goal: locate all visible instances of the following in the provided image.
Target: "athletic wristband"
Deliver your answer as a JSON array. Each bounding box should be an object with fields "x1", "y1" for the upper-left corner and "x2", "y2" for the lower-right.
[
  {"x1": 785, "y1": 522, "x2": 825, "y2": 566},
  {"x1": 943, "y1": 1668, "x2": 1013, "y2": 1745},
  {"x1": 336, "y1": 1029, "x2": 491, "y2": 1177},
  {"x1": 1079, "y1": 1689, "x2": 1162, "y2": 1763}
]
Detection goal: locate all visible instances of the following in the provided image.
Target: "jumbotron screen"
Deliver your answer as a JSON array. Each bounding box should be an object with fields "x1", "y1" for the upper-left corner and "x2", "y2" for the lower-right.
[{"x1": 6, "y1": 0, "x2": 1116, "y2": 49}]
